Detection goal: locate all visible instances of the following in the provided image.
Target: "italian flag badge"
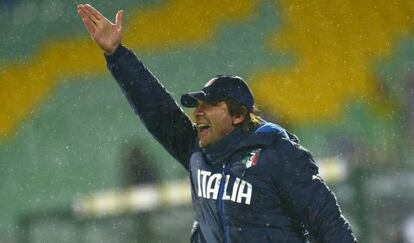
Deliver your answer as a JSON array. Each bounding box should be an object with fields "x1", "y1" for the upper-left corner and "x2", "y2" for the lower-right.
[{"x1": 242, "y1": 148, "x2": 261, "y2": 168}]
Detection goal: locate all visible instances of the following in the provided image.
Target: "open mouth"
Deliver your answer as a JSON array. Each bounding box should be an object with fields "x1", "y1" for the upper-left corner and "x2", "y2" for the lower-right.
[{"x1": 197, "y1": 124, "x2": 211, "y2": 133}]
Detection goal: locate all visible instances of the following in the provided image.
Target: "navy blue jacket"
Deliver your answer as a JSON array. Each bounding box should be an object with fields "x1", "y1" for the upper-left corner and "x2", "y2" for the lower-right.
[{"x1": 105, "y1": 45, "x2": 357, "y2": 243}]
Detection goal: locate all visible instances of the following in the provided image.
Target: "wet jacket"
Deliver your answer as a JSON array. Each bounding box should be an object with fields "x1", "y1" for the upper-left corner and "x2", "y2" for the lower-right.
[{"x1": 105, "y1": 45, "x2": 357, "y2": 243}]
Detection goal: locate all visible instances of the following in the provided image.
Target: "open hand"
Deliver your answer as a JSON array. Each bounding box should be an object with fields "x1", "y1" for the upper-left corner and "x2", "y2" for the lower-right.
[{"x1": 77, "y1": 4, "x2": 123, "y2": 55}]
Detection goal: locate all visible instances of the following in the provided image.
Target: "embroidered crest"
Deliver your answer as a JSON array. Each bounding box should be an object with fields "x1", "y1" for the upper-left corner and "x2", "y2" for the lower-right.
[{"x1": 242, "y1": 148, "x2": 261, "y2": 168}]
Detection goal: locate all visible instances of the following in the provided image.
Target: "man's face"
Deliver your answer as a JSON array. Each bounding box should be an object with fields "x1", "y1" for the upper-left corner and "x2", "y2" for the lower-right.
[{"x1": 193, "y1": 101, "x2": 236, "y2": 148}]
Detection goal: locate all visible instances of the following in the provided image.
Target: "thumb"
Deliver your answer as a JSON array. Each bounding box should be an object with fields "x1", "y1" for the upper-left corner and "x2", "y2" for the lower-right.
[{"x1": 115, "y1": 10, "x2": 124, "y2": 31}]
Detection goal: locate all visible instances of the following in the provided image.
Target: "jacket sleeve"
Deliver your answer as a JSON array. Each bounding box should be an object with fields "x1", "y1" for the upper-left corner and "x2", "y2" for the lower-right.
[
  {"x1": 104, "y1": 44, "x2": 197, "y2": 170},
  {"x1": 271, "y1": 138, "x2": 357, "y2": 243}
]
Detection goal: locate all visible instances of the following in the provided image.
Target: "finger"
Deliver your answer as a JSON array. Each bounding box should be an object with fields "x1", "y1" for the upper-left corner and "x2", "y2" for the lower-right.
[
  {"x1": 78, "y1": 8, "x2": 97, "y2": 25},
  {"x1": 76, "y1": 3, "x2": 86, "y2": 10},
  {"x1": 83, "y1": 18, "x2": 96, "y2": 38},
  {"x1": 82, "y1": 7, "x2": 99, "y2": 24},
  {"x1": 115, "y1": 10, "x2": 124, "y2": 31},
  {"x1": 82, "y1": 16, "x2": 96, "y2": 37},
  {"x1": 77, "y1": 8, "x2": 88, "y2": 22},
  {"x1": 84, "y1": 4, "x2": 104, "y2": 21}
]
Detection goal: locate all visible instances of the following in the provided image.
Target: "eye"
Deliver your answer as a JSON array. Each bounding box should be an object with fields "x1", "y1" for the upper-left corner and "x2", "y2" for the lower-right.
[{"x1": 197, "y1": 101, "x2": 217, "y2": 109}]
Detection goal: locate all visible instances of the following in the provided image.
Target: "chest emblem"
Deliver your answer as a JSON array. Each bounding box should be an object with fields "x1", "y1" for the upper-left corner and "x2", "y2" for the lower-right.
[{"x1": 242, "y1": 148, "x2": 261, "y2": 168}]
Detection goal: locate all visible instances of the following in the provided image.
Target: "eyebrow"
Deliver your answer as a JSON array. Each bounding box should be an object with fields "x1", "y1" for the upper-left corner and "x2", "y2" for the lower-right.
[{"x1": 197, "y1": 100, "x2": 220, "y2": 106}]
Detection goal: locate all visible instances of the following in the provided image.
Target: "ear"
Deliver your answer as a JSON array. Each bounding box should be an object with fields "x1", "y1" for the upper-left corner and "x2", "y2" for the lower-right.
[{"x1": 232, "y1": 114, "x2": 246, "y2": 125}]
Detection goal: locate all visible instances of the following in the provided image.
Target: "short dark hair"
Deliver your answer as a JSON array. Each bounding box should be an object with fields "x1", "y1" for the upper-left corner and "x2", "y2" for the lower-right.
[{"x1": 224, "y1": 99, "x2": 262, "y2": 132}]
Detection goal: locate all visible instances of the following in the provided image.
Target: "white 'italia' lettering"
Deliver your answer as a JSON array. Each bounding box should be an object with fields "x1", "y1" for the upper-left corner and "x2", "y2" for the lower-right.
[
  {"x1": 206, "y1": 173, "x2": 221, "y2": 199},
  {"x1": 200, "y1": 170, "x2": 211, "y2": 197},
  {"x1": 236, "y1": 180, "x2": 252, "y2": 204},
  {"x1": 197, "y1": 170, "x2": 202, "y2": 197},
  {"x1": 231, "y1": 178, "x2": 240, "y2": 202},
  {"x1": 196, "y1": 169, "x2": 252, "y2": 205}
]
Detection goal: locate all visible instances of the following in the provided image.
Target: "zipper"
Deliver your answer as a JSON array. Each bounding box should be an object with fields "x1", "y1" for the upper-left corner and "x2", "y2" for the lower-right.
[{"x1": 217, "y1": 164, "x2": 228, "y2": 243}]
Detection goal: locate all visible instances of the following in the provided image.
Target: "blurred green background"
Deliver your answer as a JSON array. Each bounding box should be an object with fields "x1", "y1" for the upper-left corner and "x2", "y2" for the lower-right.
[{"x1": 1, "y1": 0, "x2": 414, "y2": 242}]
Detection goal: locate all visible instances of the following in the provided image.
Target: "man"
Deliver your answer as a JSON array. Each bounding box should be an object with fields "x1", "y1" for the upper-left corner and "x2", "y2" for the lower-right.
[{"x1": 77, "y1": 4, "x2": 357, "y2": 242}]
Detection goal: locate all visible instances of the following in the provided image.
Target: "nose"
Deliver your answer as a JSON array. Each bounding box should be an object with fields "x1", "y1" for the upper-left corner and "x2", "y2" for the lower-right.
[{"x1": 193, "y1": 102, "x2": 205, "y2": 116}]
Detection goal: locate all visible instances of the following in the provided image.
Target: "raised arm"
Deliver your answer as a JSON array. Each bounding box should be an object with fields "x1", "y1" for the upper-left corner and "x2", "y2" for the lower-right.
[
  {"x1": 77, "y1": 4, "x2": 197, "y2": 169},
  {"x1": 77, "y1": 3, "x2": 123, "y2": 54}
]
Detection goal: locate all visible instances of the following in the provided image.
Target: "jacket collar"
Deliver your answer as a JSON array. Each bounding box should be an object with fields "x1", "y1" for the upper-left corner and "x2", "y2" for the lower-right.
[
  {"x1": 201, "y1": 127, "x2": 246, "y2": 165},
  {"x1": 200, "y1": 122, "x2": 289, "y2": 165}
]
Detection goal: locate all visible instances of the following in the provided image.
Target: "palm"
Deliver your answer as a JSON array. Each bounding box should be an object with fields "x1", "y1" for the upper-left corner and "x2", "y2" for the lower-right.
[
  {"x1": 77, "y1": 4, "x2": 123, "y2": 54},
  {"x1": 92, "y1": 18, "x2": 122, "y2": 53}
]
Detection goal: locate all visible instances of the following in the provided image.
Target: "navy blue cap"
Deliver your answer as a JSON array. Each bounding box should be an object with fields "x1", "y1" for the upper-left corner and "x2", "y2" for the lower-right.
[{"x1": 180, "y1": 75, "x2": 254, "y2": 112}]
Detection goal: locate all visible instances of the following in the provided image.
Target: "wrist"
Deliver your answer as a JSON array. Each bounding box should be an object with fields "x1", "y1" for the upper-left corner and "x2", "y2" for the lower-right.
[{"x1": 104, "y1": 43, "x2": 121, "y2": 56}]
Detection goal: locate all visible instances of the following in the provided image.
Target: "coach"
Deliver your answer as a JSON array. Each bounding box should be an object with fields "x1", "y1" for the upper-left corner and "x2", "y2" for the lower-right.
[{"x1": 77, "y1": 4, "x2": 357, "y2": 242}]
